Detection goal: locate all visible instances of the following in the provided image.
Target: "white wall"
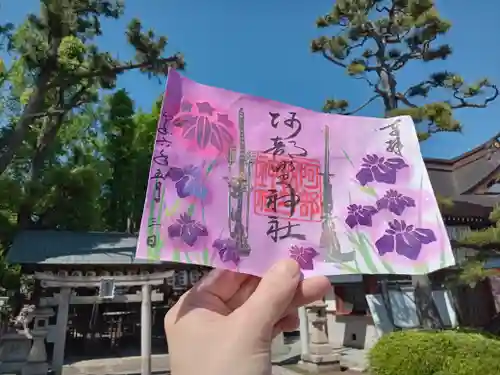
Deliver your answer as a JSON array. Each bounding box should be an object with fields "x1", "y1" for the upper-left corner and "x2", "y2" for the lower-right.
[
  {"x1": 325, "y1": 294, "x2": 379, "y2": 349},
  {"x1": 324, "y1": 286, "x2": 458, "y2": 350}
]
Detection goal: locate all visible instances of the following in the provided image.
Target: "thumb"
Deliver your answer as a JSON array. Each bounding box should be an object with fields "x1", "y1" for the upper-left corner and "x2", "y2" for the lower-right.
[{"x1": 236, "y1": 259, "x2": 301, "y2": 330}]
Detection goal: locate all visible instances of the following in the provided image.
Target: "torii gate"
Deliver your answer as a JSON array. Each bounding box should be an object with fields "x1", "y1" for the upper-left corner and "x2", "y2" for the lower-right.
[{"x1": 35, "y1": 271, "x2": 174, "y2": 375}]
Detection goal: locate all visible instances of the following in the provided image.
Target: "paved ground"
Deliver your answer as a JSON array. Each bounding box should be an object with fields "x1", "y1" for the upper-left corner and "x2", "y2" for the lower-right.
[
  {"x1": 62, "y1": 340, "x2": 367, "y2": 375},
  {"x1": 62, "y1": 355, "x2": 304, "y2": 375},
  {"x1": 273, "y1": 339, "x2": 368, "y2": 372}
]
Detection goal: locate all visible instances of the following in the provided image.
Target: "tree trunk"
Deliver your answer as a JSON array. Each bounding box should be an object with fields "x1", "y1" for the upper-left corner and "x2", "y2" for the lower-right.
[
  {"x1": 0, "y1": 70, "x2": 52, "y2": 176},
  {"x1": 17, "y1": 115, "x2": 65, "y2": 228}
]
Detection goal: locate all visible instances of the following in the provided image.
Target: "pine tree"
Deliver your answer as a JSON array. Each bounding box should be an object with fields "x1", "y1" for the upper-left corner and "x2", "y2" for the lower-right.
[
  {"x1": 312, "y1": 0, "x2": 497, "y2": 137},
  {"x1": 0, "y1": 0, "x2": 184, "y2": 176},
  {"x1": 457, "y1": 205, "x2": 500, "y2": 284},
  {"x1": 311, "y1": 0, "x2": 498, "y2": 328}
]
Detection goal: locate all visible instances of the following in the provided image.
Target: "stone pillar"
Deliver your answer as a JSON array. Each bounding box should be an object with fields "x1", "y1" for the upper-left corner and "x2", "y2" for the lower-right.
[
  {"x1": 141, "y1": 284, "x2": 152, "y2": 375},
  {"x1": 52, "y1": 287, "x2": 71, "y2": 375},
  {"x1": 300, "y1": 300, "x2": 340, "y2": 373},
  {"x1": 23, "y1": 307, "x2": 54, "y2": 375},
  {"x1": 298, "y1": 306, "x2": 310, "y2": 357}
]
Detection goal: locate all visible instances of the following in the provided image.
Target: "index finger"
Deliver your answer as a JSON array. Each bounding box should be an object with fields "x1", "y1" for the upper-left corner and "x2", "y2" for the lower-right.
[{"x1": 190, "y1": 268, "x2": 252, "y2": 303}]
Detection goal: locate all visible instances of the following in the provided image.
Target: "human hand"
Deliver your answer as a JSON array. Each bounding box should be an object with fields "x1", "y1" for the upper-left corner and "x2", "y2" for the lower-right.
[{"x1": 165, "y1": 259, "x2": 331, "y2": 375}]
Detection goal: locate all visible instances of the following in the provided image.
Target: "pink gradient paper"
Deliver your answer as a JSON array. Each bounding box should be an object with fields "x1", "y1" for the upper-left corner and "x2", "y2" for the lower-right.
[{"x1": 135, "y1": 70, "x2": 454, "y2": 278}]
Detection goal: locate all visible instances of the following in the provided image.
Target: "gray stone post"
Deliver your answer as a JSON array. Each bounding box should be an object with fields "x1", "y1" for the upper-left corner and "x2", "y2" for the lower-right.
[
  {"x1": 141, "y1": 284, "x2": 152, "y2": 375},
  {"x1": 52, "y1": 287, "x2": 71, "y2": 375}
]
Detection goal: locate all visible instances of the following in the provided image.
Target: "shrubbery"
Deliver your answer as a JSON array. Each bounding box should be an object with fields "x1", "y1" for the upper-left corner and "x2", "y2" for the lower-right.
[{"x1": 369, "y1": 330, "x2": 500, "y2": 375}]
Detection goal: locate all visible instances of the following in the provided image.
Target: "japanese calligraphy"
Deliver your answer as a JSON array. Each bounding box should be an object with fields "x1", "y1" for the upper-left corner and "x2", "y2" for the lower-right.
[
  {"x1": 158, "y1": 113, "x2": 173, "y2": 135},
  {"x1": 147, "y1": 234, "x2": 157, "y2": 247},
  {"x1": 264, "y1": 138, "x2": 308, "y2": 157},
  {"x1": 270, "y1": 160, "x2": 295, "y2": 183},
  {"x1": 269, "y1": 112, "x2": 280, "y2": 128},
  {"x1": 262, "y1": 112, "x2": 308, "y2": 241},
  {"x1": 380, "y1": 119, "x2": 403, "y2": 156},
  {"x1": 264, "y1": 112, "x2": 308, "y2": 158},
  {"x1": 153, "y1": 181, "x2": 162, "y2": 203},
  {"x1": 266, "y1": 183, "x2": 300, "y2": 217},
  {"x1": 147, "y1": 111, "x2": 174, "y2": 251},
  {"x1": 149, "y1": 169, "x2": 168, "y2": 180},
  {"x1": 254, "y1": 153, "x2": 322, "y2": 222},
  {"x1": 153, "y1": 149, "x2": 169, "y2": 166},
  {"x1": 148, "y1": 218, "x2": 161, "y2": 228},
  {"x1": 266, "y1": 216, "x2": 306, "y2": 243},
  {"x1": 156, "y1": 136, "x2": 172, "y2": 147}
]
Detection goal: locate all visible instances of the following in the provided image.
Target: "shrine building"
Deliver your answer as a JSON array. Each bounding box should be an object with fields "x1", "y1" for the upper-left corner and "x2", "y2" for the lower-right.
[{"x1": 6, "y1": 230, "x2": 208, "y2": 375}]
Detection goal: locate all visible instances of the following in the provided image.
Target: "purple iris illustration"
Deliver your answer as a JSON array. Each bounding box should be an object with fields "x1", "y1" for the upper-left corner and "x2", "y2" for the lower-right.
[
  {"x1": 167, "y1": 213, "x2": 208, "y2": 247},
  {"x1": 212, "y1": 238, "x2": 240, "y2": 266},
  {"x1": 375, "y1": 219, "x2": 436, "y2": 261},
  {"x1": 355, "y1": 154, "x2": 408, "y2": 186},
  {"x1": 173, "y1": 100, "x2": 234, "y2": 153},
  {"x1": 289, "y1": 245, "x2": 319, "y2": 270},
  {"x1": 345, "y1": 204, "x2": 378, "y2": 229},
  {"x1": 167, "y1": 165, "x2": 208, "y2": 200},
  {"x1": 376, "y1": 189, "x2": 416, "y2": 216}
]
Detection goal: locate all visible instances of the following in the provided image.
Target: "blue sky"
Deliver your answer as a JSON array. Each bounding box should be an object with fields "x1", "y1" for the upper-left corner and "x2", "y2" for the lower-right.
[{"x1": 3, "y1": 0, "x2": 499, "y2": 158}]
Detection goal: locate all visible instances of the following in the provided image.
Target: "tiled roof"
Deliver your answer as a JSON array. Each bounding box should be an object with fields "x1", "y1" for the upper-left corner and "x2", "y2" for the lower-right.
[
  {"x1": 425, "y1": 131, "x2": 500, "y2": 217},
  {"x1": 6, "y1": 230, "x2": 160, "y2": 265}
]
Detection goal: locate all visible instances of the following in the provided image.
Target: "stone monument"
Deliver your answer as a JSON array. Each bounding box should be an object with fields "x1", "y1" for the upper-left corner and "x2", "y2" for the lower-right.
[
  {"x1": 300, "y1": 300, "x2": 340, "y2": 373},
  {"x1": 0, "y1": 307, "x2": 54, "y2": 375}
]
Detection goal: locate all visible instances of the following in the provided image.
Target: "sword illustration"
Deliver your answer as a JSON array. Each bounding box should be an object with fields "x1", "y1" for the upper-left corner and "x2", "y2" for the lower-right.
[
  {"x1": 227, "y1": 108, "x2": 252, "y2": 257},
  {"x1": 320, "y1": 125, "x2": 355, "y2": 263}
]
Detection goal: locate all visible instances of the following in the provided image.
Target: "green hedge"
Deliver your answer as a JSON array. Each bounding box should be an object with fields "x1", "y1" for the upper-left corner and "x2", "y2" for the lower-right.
[{"x1": 369, "y1": 330, "x2": 500, "y2": 375}]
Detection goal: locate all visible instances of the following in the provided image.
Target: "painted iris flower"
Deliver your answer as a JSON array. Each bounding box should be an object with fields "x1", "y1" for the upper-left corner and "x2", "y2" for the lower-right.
[
  {"x1": 212, "y1": 238, "x2": 240, "y2": 266},
  {"x1": 167, "y1": 165, "x2": 208, "y2": 200},
  {"x1": 376, "y1": 189, "x2": 416, "y2": 216},
  {"x1": 345, "y1": 204, "x2": 378, "y2": 229},
  {"x1": 167, "y1": 213, "x2": 208, "y2": 247},
  {"x1": 289, "y1": 245, "x2": 319, "y2": 270},
  {"x1": 355, "y1": 154, "x2": 408, "y2": 186},
  {"x1": 375, "y1": 219, "x2": 436, "y2": 260},
  {"x1": 173, "y1": 100, "x2": 234, "y2": 153}
]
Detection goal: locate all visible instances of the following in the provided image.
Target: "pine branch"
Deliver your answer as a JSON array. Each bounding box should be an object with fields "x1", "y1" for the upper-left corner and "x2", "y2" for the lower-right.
[
  {"x1": 344, "y1": 94, "x2": 380, "y2": 115},
  {"x1": 321, "y1": 51, "x2": 347, "y2": 68},
  {"x1": 26, "y1": 83, "x2": 92, "y2": 119},
  {"x1": 391, "y1": 37, "x2": 436, "y2": 71},
  {"x1": 54, "y1": 54, "x2": 182, "y2": 88},
  {"x1": 395, "y1": 92, "x2": 418, "y2": 107},
  {"x1": 452, "y1": 84, "x2": 499, "y2": 109},
  {"x1": 354, "y1": 73, "x2": 377, "y2": 88}
]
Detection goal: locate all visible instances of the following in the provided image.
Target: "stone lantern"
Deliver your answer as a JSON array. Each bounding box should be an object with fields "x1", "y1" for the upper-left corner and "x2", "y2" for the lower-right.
[
  {"x1": 300, "y1": 299, "x2": 340, "y2": 373},
  {"x1": 0, "y1": 307, "x2": 54, "y2": 375}
]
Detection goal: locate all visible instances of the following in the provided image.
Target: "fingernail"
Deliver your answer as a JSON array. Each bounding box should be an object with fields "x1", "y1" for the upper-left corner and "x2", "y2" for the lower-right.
[{"x1": 270, "y1": 259, "x2": 300, "y2": 279}]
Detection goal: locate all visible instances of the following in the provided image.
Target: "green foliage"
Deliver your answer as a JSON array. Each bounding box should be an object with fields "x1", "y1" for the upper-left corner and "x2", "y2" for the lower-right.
[
  {"x1": 313, "y1": 0, "x2": 500, "y2": 291},
  {"x1": 0, "y1": 256, "x2": 21, "y2": 293},
  {"x1": 312, "y1": 0, "x2": 498, "y2": 136},
  {"x1": 323, "y1": 98, "x2": 349, "y2": 112},
  {"x1": 0, "y1": 0, "x2": 185, "y2": 176},
  {"x1": 369, "y1": 330, "x2": 500, "y2": 375},
  {"x1": 455, "y1": 205, "x2": 500, "y2": 284},
  {"x1": 0, "y1": 0, "x2": 185, "y2": 240},
  {"x1": 100, "y1": 89, "x2": 154, "y2": 232},
  {"x1": 455, "y1": 260, "x2": 498, "y2": 286}
]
